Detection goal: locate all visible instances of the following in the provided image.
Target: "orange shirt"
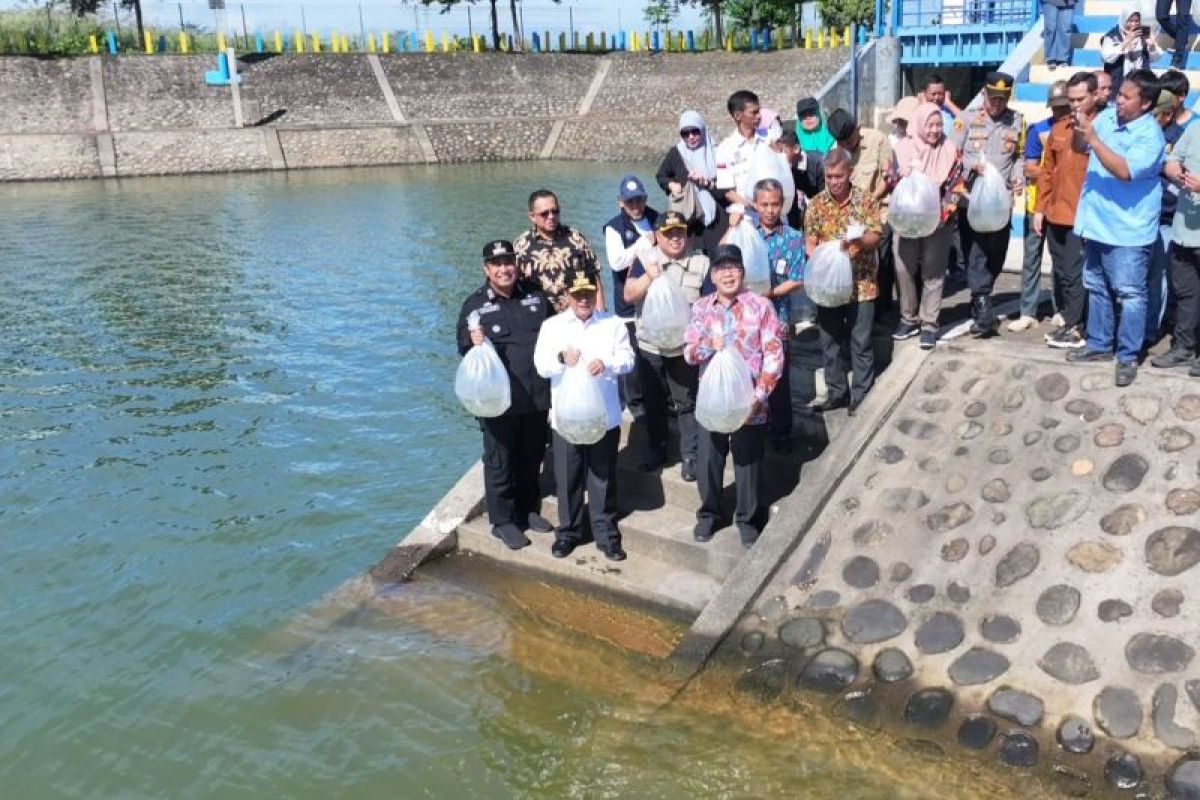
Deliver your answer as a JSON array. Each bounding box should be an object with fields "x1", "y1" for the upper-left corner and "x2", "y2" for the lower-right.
[{"x1": 1035, "y1": 116, "x2": 1091, "y2": 227}]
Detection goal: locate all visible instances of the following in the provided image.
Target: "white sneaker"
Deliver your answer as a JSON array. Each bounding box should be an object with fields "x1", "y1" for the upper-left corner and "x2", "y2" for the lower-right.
[
  {"x1": 1051, "y1": 313, "x2": 1064, "y2": 327},
  {"x1": 795, "y1": 319, "x2": 817, "y2": 333},
  {"x1": 1006, "y1": 315, "x2": 1038, "y2": 332}
]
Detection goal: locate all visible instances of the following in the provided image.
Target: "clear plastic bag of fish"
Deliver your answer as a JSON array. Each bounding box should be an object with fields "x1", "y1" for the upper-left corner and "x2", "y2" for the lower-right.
[
  {"x1": 639, "y1": 274, "x2": 691, "y2": 349},
  {"x1": 966, "y1": 162, "x2": 1013, "y2": 233},
  {"x1": 695, "y1": 346, "x2": 757, "y2": 434},
  {"x1": 455, "y1": 319, "x2": 511, "y2": 418},
  {"x1": 554, "y1": 364, "x2": 609, "y2": 445},
  {"x1": 806, "y1": 240, "x2": 855, "y2": 308},
  {"x1": 889, "y1": 172, "x2": 941, "y2": 239},
  {"x1": 738, "y1": 147, "x2": 797, "y2": 215},
  {"x1": 728, "y1": 218, "x2": 771, "y2": 295}
]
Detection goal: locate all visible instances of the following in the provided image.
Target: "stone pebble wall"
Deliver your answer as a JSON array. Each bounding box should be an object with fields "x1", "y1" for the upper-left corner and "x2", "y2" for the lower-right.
[
  {"x1": 427, "y1": 121, "x2": 551, "y2": 162},
  {"x1": 0, "y1": 59, "x2": 92, "y2": 133},
  {"x1": 242, "y1": 55, "x2": 391, "y2": 126},
  {"x1": 104, "y1": 56, "x2": 234, "y2": 130},
  {"x1": 112, "y1": 129, "x2": 272, "y2": 174},
  {"x1": 278, "y1": 127, "x2": 425, "y2": 169},
  {"x1": 0, "y1": 134, "x2": 100, "y2": 180}
]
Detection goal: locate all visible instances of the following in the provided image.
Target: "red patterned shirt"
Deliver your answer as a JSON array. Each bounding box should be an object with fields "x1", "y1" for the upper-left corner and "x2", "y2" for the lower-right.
[{"x1": 683, "y1": 290, "x2": 784, "y2": 426}]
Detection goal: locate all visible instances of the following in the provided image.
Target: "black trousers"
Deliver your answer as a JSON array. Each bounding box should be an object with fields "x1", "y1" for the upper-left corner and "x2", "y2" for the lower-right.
[
  {"x1": 552, "y1": 427, "x2": 620, "y2": 546},
  {"x1": 481, "y1": 412, "x2": 549, "y2": 529},
  {"x1": 963, "y1": 219, "x2": 1012, "y2": 298},
  {"x1": 767, "y1": 337, "x2": 792, "y2": 438},
  {"x1": 876, "y1": 224, "x2": 897, "y2": 315},
  {"x1": 1170, "y1": 245, "x2": 1200, "y2": 352},
  {"x1": 620, "y1": 321, "x2": 645, "y2": 417},
  {"x1": 1158, "y1": 0, "x2": 1193, "y2": 65},
  {"x1": 1046, "y1": 222, "x2": 1087, "y2": 330},
  {"x1": 817, "y1": 300, "x2": 876, "y2": 404},
  {"x1": 698, "y1": 423, "x2": 765, "y2": 532},
  {"x1": 638, "y1": 348, "x2": 700, "y2": 462}
]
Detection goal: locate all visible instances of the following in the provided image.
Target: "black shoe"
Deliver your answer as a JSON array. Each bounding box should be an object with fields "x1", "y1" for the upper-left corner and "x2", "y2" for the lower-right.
[
  {"x1": 1190, "y1": 361, "x2": 1200, "y2": 378},
  {"x1": 919, "y1": 330, "x2": 937, "y2": 350},
  {"x1": 551, "y1": 537, "x2": 577, "y2": 558},
  {"x1": 737, "y1": 524, "x2": 759, "y2": 547},
  {"x1": 848, "y1": 396, "x2": 861, "y2": 417},
  {"x1": 893, "y1": 321, "x2": 920, "y2": 340},
  {"x1": 1151, "y1": 347, "x2": 1195, "y2": 368},
  {"x1": 526, "y1": 512, "x2": 553, "y2": 533},
  {"x1": 771, "y1": 434, "x2": 793, "y2": 453},
  {"x1": 816, "y1": 396, "x2": 849, "y2": 413},
  {"x1": 639, "y1": 448, "x2": 668, "y2": 472},
  {"x1": 680, "y1": 458, "x2": 697, "y2": 482},
  {"x1": 970, "y1": 295, "x2": 999, "y2": 338},
  {"x1": 1115, "y1": 361, "x2": 1138, "y2": 387},
  {"x1": 1046, "y1": 326, "x2": 1085, "y2": 350},
  {"x1": 493, "y1": 524, "x2": 531, "y2": 550},
  {"x1": 693, "y1": 521, "x2": 715, "y2": 542},
  {"x1": 1066, "y1": 348, "x2": 1112, "y2": 363},
  {"x1": 600, "y1": 542, "x2": 627, "y2": 561}
]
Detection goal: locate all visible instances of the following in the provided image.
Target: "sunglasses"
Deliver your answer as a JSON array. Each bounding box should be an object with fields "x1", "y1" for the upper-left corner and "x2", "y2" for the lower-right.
[
  {"x1": 680, "y1": 128, "x2": 702, "y2": 137},
  {"x1": 534, "y1": 208, "x2": 560, "y2": 218}
]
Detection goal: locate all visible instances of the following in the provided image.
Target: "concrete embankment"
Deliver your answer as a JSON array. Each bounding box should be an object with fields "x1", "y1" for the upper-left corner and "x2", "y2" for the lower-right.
[{"x1": 0, "y1": 50, "x2": 843, "y2": 181}]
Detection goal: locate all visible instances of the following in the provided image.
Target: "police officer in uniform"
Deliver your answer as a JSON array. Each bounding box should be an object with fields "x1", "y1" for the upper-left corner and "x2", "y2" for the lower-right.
[
  {"x1": 951, "y1": 71, "x2": 1026, "y2": 337},
  {"x1": 456, "y1": 240, "x2": 554, "y2": 551}
]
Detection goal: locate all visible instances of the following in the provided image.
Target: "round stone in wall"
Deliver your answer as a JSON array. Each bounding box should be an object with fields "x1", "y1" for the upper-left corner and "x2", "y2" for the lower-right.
[
  {"x1": 873, "y1": 648, "x2": 914, "y2": 683},
  {"x1": 735, "y1": 658, "x2": 789, "y2": 702},
  {"x1": 1030, "y1": 467, "x2": 1052, "y2": 482},
  {"x1": 949, "y1": 648, "x2": 1010, "y2": 685},
  {"x1": 915, "y1": 611, "x2": 964, "y2": 655},
  {"x1": 1053, "y1": 765, "x2": 1092, "y2": 798},
  {"x1": 852, "y1": 520, "x2": 894, "y2": 547},
  {"x1": 904, "y1": 687, "x2": 954, "y2": 728},
  {"x1": 906, "y1": 584, "x2": 935, "y2": 604},
  {"x1": 1039, "y1": 642, "x2": 1101, "y2": 685},
  {"x1": 841, "y1": 599, "x2": 908, "y2": 644},
  {"x1": 1103, "y1": 453, "x2": 1150, "y2": 493},
  {"x1": 981, "y1": 479, "x2": 1010, "y2": 504},
  {"x1": 1054, "y1": 433, "x2": 1081, "y2": 454},
  {"x1": 1002, "y1": 387, "x2": 1026, "y2": 411},
  {"x1": 995, "y1": 542, "x2": 1040, "y2": 588},
  {"x1": 927, "y1": 501, "x2": 974, "y2": 533},
  {"x1": 979, "y1": 535, "x2": 997, "y2": 555},
  {"x1": 1101, "y1": 503, "x2": 1147, "y2": 536},
  {"x1": 947, "y1": 582, "x2": 970, "y2": 604},
  {"x1": 998, "y1": 730, "x2": 1039, "y2": 768},
  {"x1": 740, "y1": 631, "x2": 765, "y2": 654},
  {"x1": 1057, "y1": 715, "x2": 1095, "y2": 754},
  {"x1": 941, "y1": 538, "x2": 969, "y2": 563},
  {"x1": 1037, "y1": 584, "x2": 1081, "y2": 625},
  {"x1": 1080, "y1": 371, "x2": 1109, "y2": 391},
  {"x1": 1067, "y1": 540, "x2": 1123, "y2": 573},
  {"x1": 1167, "y1": 756, "x2": 1200, "y2": 800},
  {"x1": 1146, "y1": 527, "x2": 1200, "y2": 576},
  {"x1": 918, "y1": 457, "x2": 941, "y2": 474},
  {"x1": 987, "y1": 447, "x2": 1012, "y2": 465},
  {"x1": 1035, "y1": 372, "x2": 1070, "y2": 401},
  {"x1": 890, "y1": 561, "x2": 912, "y2": 582},
  {"x1": 778, "y1": 616, "x2": 825, "y2": 650},
  {"x1": 1153, "y1": 588, "x2": 1185, "y2": 618},
  {"x1": 878, "y1": 444, "x2": 906, "y2": 463},
  {"x1": 1023, "y1": 430, "x2": 1043, "y2": 446},
  {"x1": 1105, "y1": 751, "x2": 1144, "y2": 790},
  {"x1": 1176, "y1": 395, "x2": 1200, "y2": 421},
  {"x1": 897, "y1": 418, "x2": 941, "y2": 440},
  {"x1": 798, "y1": 648, "x2": 859, "y2": 693},
  {"x1": 1153, "y1": 683, "x2": 1197, "y2": 750},
  {"x1": 957, "y1": 715, "x2": 997, "y2": 750},
  {"x1": 1040, "y1": 416, "x2": 1061, "y2": 429},
  {"x1": 980, "y1": 614, "x2": 1021, "y2": 644},
  {"x1": 1094, "y1": 686, "x2": 1143, "y2": 738},
  {"x1": 806, "y1": 589, "x2": 841, "y2": 609},
  {"x1": 1094, "y1": 423, "x2": 1126, "y2": 448},
  {"x1": 1120, "y1": 394, "x2": 1162, "y2": 425},
  {"x1": 880, "y1": 487, "x2": 931, "y2": 512},
  {"x1": 988, "y1": 687, "x2": 1045, "y2": 726},
  {"x1": 1167, "y1": 488, "x2": 1200, "y2": 516},
  {"x1": 953, "y1": 446, "x2": 969, "y2": 457},
  {"x1": 1010, "y1": 363, "x2": 1030, "y2": 379},
  {"x1": 1066, "y1": 398, "x2": 1103, "y2": 422},
  {"x1": 835, "y1": 691, "x2": 881, "y2": 729},
  {"x1": 1026, "y1": 491, "x2": 1088, "y2": 529},
  {"x1": 1070, "y1": 458, "x2": 1094, "y2": 477},
  {"x1": 964, "y1": 400, "x2": 987, "y2": 418},
  {"x1": 918, "y1": 398, "x2": 951, "y2": 414},
  {"x1": 842, "y1": 556, "x2": 880, "y2": 589},
  {"x1": 1126, "y1": 632, "x2": 1195, "y2": 674},
  {"x1": 945, "y1": 474, "x2": 967, "y2": 493},
  {"x1": 992, "y1": 420, "x2": 1012, "y2": 436},
  {"x1": 1160, "y1": 426, "x2": 1196, "y2": 453},
  {"x1": 1099, "y1": 599, "x2": 1134, "y2": 622}
]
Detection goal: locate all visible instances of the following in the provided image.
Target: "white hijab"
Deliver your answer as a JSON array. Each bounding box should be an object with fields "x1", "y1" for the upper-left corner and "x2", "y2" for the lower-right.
[{"x1": 675, "y1": 109, "x2": 717, "y2": 225}]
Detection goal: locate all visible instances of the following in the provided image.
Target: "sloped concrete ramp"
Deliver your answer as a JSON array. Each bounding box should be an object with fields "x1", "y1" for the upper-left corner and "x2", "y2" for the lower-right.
[{"x1": 706, "y1": 341, "x2": 1200, "y2": 798}]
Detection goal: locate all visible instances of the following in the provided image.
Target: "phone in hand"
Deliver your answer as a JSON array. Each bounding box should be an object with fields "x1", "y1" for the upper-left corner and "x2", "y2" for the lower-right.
[{"x1": 1141, "y1": 25, "x2": 1151, "y2": 37}]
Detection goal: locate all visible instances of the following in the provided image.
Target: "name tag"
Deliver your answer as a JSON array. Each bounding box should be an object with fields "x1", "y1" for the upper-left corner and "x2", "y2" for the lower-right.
[
  {"x1": 478, "y1": 303, "x2": 500, "y2": 315},
  {"x1": 775, "y1": 259, "x2": 788, "y2": 276},
  {"x1": 520, "y1": 296, "x2": 541, "y2": 307}
]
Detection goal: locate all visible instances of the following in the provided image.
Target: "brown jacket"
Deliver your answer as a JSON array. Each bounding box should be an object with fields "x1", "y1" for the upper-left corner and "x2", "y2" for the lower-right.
[{"x1": 1035, "y1": 116, "x2": 1091, "y2": 227}]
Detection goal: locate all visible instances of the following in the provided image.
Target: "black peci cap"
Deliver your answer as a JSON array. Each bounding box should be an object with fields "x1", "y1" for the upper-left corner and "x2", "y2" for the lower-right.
[
  {"x1": 482, "y1": 240, "x2": 516, "y2": 260},
  {"x1": 710, "y1": 243, "x2": 744, "y2": 268},
  {"x1": 796, "y1": 97, "x2": 820, "y2": 118}
]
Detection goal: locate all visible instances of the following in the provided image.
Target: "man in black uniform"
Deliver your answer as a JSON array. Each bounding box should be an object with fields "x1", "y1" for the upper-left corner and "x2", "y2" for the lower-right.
[{"x1": 456, "y1": 240, "x2": 554, "y2": 550}]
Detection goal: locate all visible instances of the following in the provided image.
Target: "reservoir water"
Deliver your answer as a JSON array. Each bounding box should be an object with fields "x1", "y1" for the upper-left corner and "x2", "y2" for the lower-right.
[{"x1": 0, "y1": 163, "x2": 1042, "y2": 798}]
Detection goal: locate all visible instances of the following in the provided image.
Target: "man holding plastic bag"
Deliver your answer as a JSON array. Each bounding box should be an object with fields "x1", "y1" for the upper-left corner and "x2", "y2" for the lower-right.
[
  {"x1": 950, "y1": 71, "x2": 1026, "y2": 338},
  {"x1": 684, "y1": 244, "x2": 785, "y2": 548},
  {"x1": 534, "y1": 272, "x2": 635, "y2": 561},
  {"x1": 623, "y1": 211, "x2": 710, "y2": 480},
  {"x1": 805, "y1": 148, "x2": 885, "y2": 415},
  {"x1": 456, "y1": 240, "x2": 554, "y2": 551}
]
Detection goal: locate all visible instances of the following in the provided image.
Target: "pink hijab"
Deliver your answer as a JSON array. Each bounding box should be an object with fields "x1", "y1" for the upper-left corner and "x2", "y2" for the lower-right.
[{"x1": 893, "y1": 102, "x2": 959, "y2": 186}]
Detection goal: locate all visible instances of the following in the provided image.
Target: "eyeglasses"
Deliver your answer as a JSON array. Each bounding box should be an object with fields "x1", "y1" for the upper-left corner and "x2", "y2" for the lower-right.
[
  {"x1": 680, "y1": 128, "x2": 702, "y2": 137},
  {"x1": 534, "y1": 208, "x2": 560, "y2": 218}
]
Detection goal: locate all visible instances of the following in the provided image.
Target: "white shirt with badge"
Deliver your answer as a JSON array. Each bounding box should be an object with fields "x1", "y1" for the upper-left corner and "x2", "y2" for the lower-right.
[
  {"x1": 533, "y1": 309, "x2": 635, "y2": 433},
  {"x1": 715, "y1": 130, "x2": 766, "y2": 195}
]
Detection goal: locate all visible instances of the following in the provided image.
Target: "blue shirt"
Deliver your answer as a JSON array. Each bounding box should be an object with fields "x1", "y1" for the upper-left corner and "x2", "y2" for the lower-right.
[
  {"x1": 1025, "y1": 117, "x2": 1053, "y2": 162},
  {"x1": 1074, "y1": 108, "x2": 1166, "y2": 247},
  {"x1": 759, "y1": 221, "x2": 806, "y2": 326}
]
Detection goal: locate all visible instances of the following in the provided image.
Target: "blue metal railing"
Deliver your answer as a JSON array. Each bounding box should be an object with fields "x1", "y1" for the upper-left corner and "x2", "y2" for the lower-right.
[{"x1": 881, "y1": 0, "x2": 1041, "y2": 65}]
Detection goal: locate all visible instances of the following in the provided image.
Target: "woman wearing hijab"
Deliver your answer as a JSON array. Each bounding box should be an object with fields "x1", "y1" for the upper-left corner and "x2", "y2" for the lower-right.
[
  {"x1": 657, "y1": 109, "x2": 727, "y2": 254},
  {"x1": 886, "y1": 102, "x2": 964, "y2": 350},
  {"x1": 1101, "y1": 7, "x2": 1160, "y2": 79},
  {"x1": 795, "y1": 97, "x2": 836, "y2": 153}
]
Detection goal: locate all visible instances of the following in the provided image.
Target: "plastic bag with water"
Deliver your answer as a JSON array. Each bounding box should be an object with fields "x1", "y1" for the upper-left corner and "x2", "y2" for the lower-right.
[
  {"x1": 966, "y1": 162, "x2": 1013, "y2": 233},
  {"x1": 806, "y1": 240, "x2": 855, "y2": 308},
  {"x1": 640, "y1": 273, "x2": 691, "y2": 350},
  {"x1": 455, "y1": 313, "x2": 512, "y2": 418},
  {"x1": 554, "y1": 364, "x2": 609, "y2": 445},
  {"x1": 728, "y1": 218, "x2": 771, "y2": 295},
  {"x1": 889, "y1": 173, "x2": 942, "y2": 239},
  {"x1": 695, "y1": 346, "x2": 757, "y2": 434},
  {"x1": 738, "y1": 147, "x2": 797, "y2": 215}
]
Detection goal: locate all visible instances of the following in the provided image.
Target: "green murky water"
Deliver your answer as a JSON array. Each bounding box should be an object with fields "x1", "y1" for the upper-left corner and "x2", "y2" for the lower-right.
[{"x1": 0, "y1": 163, "x2": 1041, "y2": 799}]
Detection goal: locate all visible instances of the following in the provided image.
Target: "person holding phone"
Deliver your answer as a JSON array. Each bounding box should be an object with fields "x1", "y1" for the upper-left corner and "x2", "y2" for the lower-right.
[{"x1": 1100, "y1": 8, "x2": 1161, "y2": 79}]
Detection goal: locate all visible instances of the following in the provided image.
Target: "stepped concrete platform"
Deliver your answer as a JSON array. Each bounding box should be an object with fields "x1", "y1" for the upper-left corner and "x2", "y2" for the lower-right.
[{"x1": 696, "y1": 338, "x2": 1200, "y2": 798}]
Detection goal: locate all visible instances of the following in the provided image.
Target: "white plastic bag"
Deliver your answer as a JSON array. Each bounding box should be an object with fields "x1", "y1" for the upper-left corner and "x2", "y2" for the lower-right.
[
  {"x1": 966, "y1": 162, "x2": 1013, "y2": 233},
  {"x1": 806, "y1": 241, "x2": 855, "y2": 308},
  {"x1": 728, "y1": 218, "x2": 771, "y2": 295},
  {"x1": 738, "y1": 147, "x2": 796, "y2": 215},
  {"x1": 890, "y1": 172, "x2": 941, "y2": 239},
  {"x1": 695, "y1": 347, "x2": 757, "y2": 434},
  {"x1": 640, "y1": 274, "x2": 690, "y2": 350},
  {"x1": 455, "y1": 314, "x2": 511, "y2": 418},
  {"x1": 554, "y1": 364, "x2": 608, "y2": 445}
]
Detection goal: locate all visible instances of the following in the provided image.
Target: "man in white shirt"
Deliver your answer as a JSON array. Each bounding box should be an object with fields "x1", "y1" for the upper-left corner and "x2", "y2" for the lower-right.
[
  {"x1": 715, "y1": 89, "x2": 765, "y2": 208},
  {"x1": 534, "y1": 271, "x2": 636, "y2": 561}
]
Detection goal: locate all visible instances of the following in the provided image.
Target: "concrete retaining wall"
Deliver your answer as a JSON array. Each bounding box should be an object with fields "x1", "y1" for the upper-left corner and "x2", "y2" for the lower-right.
[{"x1": 0, "y1": 50, "x2": 846, "y2": 181}]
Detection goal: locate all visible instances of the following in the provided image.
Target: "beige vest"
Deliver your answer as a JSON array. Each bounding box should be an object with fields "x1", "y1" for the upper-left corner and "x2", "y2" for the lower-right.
[{"x1": 634, "y1": 251, "x2": 710, "y2": 357}]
